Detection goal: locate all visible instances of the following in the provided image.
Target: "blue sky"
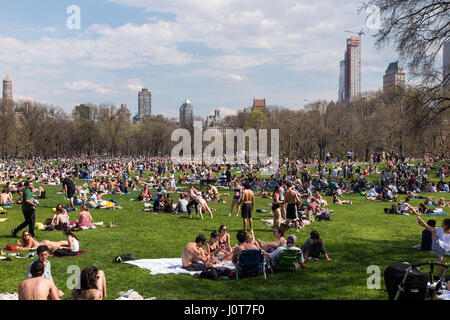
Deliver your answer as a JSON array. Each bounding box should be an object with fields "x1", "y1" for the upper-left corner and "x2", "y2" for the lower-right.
[{"x1": 0, "y1": 0, "x2": 407, "y2": 119}]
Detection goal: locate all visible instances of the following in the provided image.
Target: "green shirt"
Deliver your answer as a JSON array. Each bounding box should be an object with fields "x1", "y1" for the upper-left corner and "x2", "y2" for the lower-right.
[{"x1": 22, "y1": 188, "x2": 34, "y2": 211}]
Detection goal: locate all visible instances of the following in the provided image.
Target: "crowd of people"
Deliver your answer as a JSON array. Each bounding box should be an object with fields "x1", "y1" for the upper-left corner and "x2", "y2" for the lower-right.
[{"x1": 0, "y1": 154, "x2": 448, "y2": 299}]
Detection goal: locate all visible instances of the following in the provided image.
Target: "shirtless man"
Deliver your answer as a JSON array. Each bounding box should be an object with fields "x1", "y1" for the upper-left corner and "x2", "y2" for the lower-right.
[
  {"x1": 232, "y1": 230, "x2": 259, "y2": 264},
  {"x1": 239, "y1": 183, "x2": 254, "y2": 232},
  {"x1": 284, "y1": 182, "x2": 303, "y2": 232},
  {"x1": 196, "y1": 196, "x2": 214, "y2": 220},
  {"x1": 0, "y1": 188, "x2": 12, "y2": 205},
  {"x1": 19, "y1": 260, "x2": 60, "y2": 300},
  {"x1": 182, "y1": 234, "x2": 215, "y2": 272}
]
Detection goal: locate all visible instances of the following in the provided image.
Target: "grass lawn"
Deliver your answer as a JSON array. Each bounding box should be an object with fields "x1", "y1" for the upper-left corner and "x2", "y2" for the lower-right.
[{"x1": 0, "y1": 168, "x2": 449, "y2": 300}]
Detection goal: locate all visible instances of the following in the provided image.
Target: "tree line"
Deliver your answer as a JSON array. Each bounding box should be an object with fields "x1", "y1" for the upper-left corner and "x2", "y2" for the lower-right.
[{"x1": 0, "y1": 84, "x2": 447, "y2": 160}]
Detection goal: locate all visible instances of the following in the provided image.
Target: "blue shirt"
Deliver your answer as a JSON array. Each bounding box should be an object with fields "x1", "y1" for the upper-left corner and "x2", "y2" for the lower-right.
[{"x1": 26, "y1": 259, "x2": 53, "y2": 281}]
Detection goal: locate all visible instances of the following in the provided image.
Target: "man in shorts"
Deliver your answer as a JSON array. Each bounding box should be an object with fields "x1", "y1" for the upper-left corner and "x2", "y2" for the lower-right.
[
  {"x1": 285, "y1": 182, "x2": 302, "y2": 232},
  {"x1": 182, "y1": 234, "x2": 215, "y2": 272},
  {"x1": 239, "y1": 183, "x2": 254, "y2": 232}
]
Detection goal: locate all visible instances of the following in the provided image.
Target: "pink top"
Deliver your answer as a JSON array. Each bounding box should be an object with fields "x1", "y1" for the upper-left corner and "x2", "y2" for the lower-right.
[{"x1": 77, "y1": 212, "x2": 93, "y2": 227}]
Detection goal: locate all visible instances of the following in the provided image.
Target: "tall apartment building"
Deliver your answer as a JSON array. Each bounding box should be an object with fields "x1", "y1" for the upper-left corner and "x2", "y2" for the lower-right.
[
  {"x1": 344, "y1": 37, "x2": 361, "y2": 101},
  {"x1": 2, "y1": 74, "x2": 13, "y2": 100},
  {"x1": 179, "y1": 99, "x2": 193, "y2": 128},
  {"x1": 338, "y1": 60, "x2": 345, "y2": 102},
  {"x1": 138, "y1": 88, "x2": 151, "y2": 120}
]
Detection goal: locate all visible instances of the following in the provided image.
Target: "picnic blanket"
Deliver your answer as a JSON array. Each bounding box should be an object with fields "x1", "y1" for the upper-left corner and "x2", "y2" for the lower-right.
[
  {"x1": 423, "y1": 211, "x2": 446, "y2": 215},
  {"x1": 125, "y1": 258, "x2": 235, "y2": 276},
  {"x1": 0, "y1": 293, "x2": 18, "y2": 300}
]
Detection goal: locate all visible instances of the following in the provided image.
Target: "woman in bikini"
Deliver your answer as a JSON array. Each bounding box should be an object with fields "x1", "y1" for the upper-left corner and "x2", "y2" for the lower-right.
[
  {"x1": 205, "y1": 231, "x2": 223, "y2": 264},
  {"x1": 217, "y1": 225, "x2": 233, "y2": 261},
  {"x1": 15, "y1": 231, "x2": 39, "y2": 250},
  {"x1": 272, "y1": 185, "x2": 283, "y2": 230},
  {"x1": 229, "y1": 180, "x2": 242, "y2": 217}
]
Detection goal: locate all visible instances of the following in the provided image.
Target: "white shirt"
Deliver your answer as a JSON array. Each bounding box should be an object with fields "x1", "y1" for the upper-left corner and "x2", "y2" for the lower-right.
[{"x1": 435, "y1": 227, "x2": 450, "y2": 251}]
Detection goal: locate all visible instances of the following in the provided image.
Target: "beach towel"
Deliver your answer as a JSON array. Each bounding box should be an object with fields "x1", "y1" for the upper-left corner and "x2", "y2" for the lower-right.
[
  {"x1": 124, "y1": 258, "x2": 235, "y2": 276},
  {"x1": 423, "y1": 211, "x2": 446, "y2": 216},
  {"x1": 5, "y1": 244, "x2": 21, "y2": 252}
]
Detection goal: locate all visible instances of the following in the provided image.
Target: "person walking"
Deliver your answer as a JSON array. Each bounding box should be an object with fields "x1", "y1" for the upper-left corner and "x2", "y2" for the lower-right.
[{"x1": 12, "y1": 181, "x2": 38, "y2": 238}]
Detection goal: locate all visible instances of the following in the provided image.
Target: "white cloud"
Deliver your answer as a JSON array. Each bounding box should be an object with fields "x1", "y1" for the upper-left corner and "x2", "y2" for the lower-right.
[
  {"x1": 123, "y1": 78, "x2": 144, "y2": 92},
  {"x1": 64, "y1": 81, "x2": 119, "y2": 95}
]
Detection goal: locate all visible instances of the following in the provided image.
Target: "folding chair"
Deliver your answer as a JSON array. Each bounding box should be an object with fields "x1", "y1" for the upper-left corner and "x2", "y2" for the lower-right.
[
  {"x1": 274, "y1": 248, "x2": 304, "y2": 272},
  {"x1": 234, "y1": 249, "x2": 266, "y2": 280}
]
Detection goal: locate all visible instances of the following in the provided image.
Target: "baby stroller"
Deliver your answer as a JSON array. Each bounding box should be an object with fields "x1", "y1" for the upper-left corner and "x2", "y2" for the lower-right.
[{"x1": 384, "y1": 261, "x2": 448, "y2": 300}]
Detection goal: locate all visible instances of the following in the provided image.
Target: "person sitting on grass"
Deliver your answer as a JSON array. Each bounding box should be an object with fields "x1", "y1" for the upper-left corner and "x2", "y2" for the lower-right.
[
  {"x1": 163, "y1": 194, "x2": 174, "y2": 213},
  {"x1": 420, "y1": 219, "x2": 436, "y2": 251},
  {"x1": 175, "y1": 193, "x2": 189, "y2": 214},
  {"x1": 205, "y1": 230, "x2": 230, "y2": 263},
  {"x1": 71, "y1": 266, "x2": 107, "y2": 300},
  {"x1": 264, "y1": 234, "x2": 307, "y2": 270},
  {"x1": 365, "y1": 185, "x2": 380, "y2": 201},
  {"x1": 0, "y1": 187, "x2": 13, "y2": 206},
  {"x1": 26, "y1": 245, "x2": 64, "y2": 297},
  {"x1": 332, "y1": 194, "x2": 352, "y2": 204},
  {"x1": 182, "y1": 234, "x2": 215, "y2": 272},
  {"x1": 46, "y1": 204, "x2": 69, "y2": 231},
  {"x1": 218, "y1": 225, "x2": 233, "y2": 255},
  {"x1": 19, "y1": 260, "x2": 60, "y2": 300},
  {"x1": 75, "y1": 205, "x2": 94, "y2": 229},
  {"x1": 400, "y1": 197, "x2": 419, "y2": 215},
  {"x1": 232, "y1": 230, "x2": 259, "y2": 264},
  {"x1": 301, "y1": 230, "x2": 332, "y2": 261},
  {"x1": 257, "y1": 227, "x2": 287, "y2": 253},
  {"x1": 314, "y1": 191, "x2": 328, "y2": 206},
  {"x1": 417, "y1": 215, "x2": 450, "y2": 276}
]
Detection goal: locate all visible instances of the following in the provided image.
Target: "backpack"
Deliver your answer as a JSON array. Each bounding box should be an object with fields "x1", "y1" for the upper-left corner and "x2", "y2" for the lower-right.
[
  {"x1": 114, "y1": 254, "x2": 134, "y2": 263},
  {"x1": 199, "y1": 268, "x2": 219, "y2": 280}
]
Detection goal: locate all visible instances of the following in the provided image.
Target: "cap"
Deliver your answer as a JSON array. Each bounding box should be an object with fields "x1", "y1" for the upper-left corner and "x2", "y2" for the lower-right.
[{"x1": 286, "y1": 235, "x2": 297, "y2": 245}]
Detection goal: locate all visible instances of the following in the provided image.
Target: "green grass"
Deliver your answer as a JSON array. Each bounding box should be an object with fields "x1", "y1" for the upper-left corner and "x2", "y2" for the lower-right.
[{"x1": 0, "y1": 170, "x2": 449, "y2": 300}]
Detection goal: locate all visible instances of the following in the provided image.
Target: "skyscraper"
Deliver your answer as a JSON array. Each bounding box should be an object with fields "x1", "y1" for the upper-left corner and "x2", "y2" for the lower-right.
[
  {"x1": 179, "y1": 99, "x2": 193, "y2": 128},
  {"x1": 2, "y1": 74, "x2": 13, "y2": 100},
  {"x1": 444, "y1": 41, "x2": 450, "y2": 88},
  {"x1": 338, "y1": 60, "x2": 345, "y2": 102},
  {"x1": 383, "y1": 61, "x2": 406, "y2": 92},
  {"x1": 138, "y1": 88, "x2": 151, "y2": 120},
  {"x1": 344, "y1": 37, "x2": 361, "y2": 101}
]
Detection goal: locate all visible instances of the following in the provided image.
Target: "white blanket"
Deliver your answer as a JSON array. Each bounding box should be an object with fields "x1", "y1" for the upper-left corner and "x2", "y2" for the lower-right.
[
  {"x1": 125, "y1": 258, "x2": 234, "y2": 276},
  {"x1": 437, "y1": 291, "x2": 450, "y2": 300}
]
